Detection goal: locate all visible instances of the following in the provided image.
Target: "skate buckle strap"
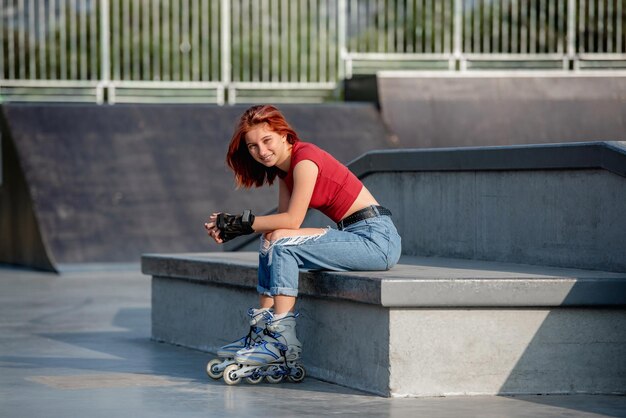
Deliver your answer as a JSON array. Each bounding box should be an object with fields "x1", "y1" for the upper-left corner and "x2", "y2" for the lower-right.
[
  {"x1": 264, "y1": 329, "x2": 279, "y2": 339},
  {"x1": 274, "y1": 342, "x2": 288, "y2": 352},
  {"x1": 267, "y1": 311, "x2": 300, "y2": 323},
  {"x1": 261, "y1": 310, "x2": 274, "y2": 322},
  {"x1": 274, "y1": 343, "x2": 292, "y2": 374},
  {"x1": 337, "y1": 205, "x2": 392, "y2": 230},
  {"x1": 244, "y1": 326, "x2": 261, "y2": 347}
]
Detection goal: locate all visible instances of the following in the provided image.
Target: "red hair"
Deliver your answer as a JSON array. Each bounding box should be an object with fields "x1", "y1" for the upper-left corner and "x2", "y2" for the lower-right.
[{"x1": 226, "y1": 105, "x2": 300, "y2": 188}]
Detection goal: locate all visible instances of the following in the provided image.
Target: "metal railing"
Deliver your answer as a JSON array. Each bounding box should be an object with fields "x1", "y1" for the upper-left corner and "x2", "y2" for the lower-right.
[{"x1": 1, "y1": 0, "x2": 625, "y2": 104}]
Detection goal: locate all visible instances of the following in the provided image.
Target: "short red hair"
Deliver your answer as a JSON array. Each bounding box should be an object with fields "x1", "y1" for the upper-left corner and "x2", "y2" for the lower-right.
[{"x1": 227, "y1": 105, "x2": 300, "y2": 188}]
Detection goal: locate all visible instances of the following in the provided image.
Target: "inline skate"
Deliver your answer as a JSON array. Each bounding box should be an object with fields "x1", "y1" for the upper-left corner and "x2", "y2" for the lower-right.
[
  {"x1": 205, "y1": 307, "x2": 271, "y2": 379},
  {"x1": 222, "y1": 311, "x2": 306, "y2": 385}
]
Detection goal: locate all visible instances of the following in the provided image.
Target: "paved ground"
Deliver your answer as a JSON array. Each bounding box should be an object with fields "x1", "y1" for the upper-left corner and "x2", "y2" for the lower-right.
[{"x1": 1, "y1": 265, "x2": 625, "y2": 418}]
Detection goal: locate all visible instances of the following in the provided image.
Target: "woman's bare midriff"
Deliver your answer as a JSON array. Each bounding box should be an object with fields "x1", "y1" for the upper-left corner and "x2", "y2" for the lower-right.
[{"x1": 339, "y1": 186, "x2": 380, "y2": 221}]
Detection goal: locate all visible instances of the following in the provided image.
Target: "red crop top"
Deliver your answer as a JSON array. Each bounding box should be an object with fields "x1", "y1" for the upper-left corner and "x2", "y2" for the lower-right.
[{"x1": 277, "y1": 141, "x2": 363, "y2": 223}]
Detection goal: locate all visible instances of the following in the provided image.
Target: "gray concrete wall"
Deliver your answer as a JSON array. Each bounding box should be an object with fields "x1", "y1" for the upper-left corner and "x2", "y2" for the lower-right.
[
  {"x1": 298, "y1": 166, "x2": 626, "y2": 273},
  {"x1": 389, "y1": 308, "x2": 626, "y2": 397},
  {"x1": 361, "y1": 169, "x2": 626, "y2": 272},
  {"x1": 152, "y1": 276, "x2": 392, "y2": 396},
  {"x1": 377, "y1": 74, "x2": 626, "y2": 148}
]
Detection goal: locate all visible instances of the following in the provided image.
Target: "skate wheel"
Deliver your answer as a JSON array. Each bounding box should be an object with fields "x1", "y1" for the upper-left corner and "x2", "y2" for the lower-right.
[
  {"x1": 265, "y1": 365, "x2": 284, "y2": 384},
  {"x1": 287, "y1": 364, "x2": 306, "y2": 383},
  {"x1": 223, "y1": 364, "x2": 242, "y2": 385},
  {"x1": 245, "y1": 374, "x2": 263, "y2": 385},
  {"x1": 206, "y1": 358, "x2": 224, "y2": 379}
]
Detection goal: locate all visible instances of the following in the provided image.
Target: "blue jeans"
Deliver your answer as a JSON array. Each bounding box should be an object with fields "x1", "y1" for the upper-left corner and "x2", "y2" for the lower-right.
[{"x1": 257, "y1": 212, "x2": 402, "y2": 297}]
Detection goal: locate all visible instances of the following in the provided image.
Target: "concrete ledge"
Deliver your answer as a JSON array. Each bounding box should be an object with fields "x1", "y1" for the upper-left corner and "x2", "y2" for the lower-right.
[
  {"x1": 142, "y1": 252, "x2": 626, "y2": 397},
  {"x1": 348, "y1": 141, "x2": 626, "y2": 179},
  {"x1": 142, "y1": 253, "x2": 626, "y2": 307}
]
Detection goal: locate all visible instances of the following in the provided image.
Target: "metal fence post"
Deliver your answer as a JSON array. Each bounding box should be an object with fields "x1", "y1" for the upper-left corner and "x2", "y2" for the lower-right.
[
  {"x1": 453, "y1": 0, "x2": 463, "y2": 71},
  {"x1": 99, "y1": 0, "x2": 111, "y2": 104},
  {"x1": 338, "y1": 0, "x2": 347, "y2": 81},
  {"x1": 567, "y1": 0, "x2": 577, "y2": 70},
  {"x1": 0, "y1": 0, "x2": 4, "y2": 82},
  {"x1": 221, "y1": 0, "x2": 231, "y2": 104}
]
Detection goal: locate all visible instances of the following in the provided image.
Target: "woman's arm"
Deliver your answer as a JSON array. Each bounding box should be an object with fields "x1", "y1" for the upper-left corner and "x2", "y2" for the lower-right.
[
  {"x1": 278, "y1": 178, "x2": 290, "y2": 214},
  {"x1": 252, "y1": 160, "x2": 318, "y2": 232}
]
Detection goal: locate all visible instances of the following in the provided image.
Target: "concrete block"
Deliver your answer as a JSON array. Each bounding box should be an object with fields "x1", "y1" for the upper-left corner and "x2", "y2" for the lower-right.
[
  {"x1": 145, "y1": 253, "x2": 626, "y2": 397},
  {"x1": 151, "y1": 275, "x2": 391, "y2": 395},
  {"x1": 389, "y1": 309, "x2": 626, "y2": 396}
]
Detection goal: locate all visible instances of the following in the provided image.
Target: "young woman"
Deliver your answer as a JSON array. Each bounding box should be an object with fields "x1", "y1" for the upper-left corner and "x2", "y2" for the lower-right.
[{"x1": 204, "y1": 104, "x2": 401, "y2": 384}]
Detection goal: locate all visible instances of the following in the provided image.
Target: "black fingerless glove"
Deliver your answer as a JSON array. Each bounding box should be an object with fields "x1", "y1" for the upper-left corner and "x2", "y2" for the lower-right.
[{"x1": 216, "y1": 210, "x2": 256, "y2": 243}]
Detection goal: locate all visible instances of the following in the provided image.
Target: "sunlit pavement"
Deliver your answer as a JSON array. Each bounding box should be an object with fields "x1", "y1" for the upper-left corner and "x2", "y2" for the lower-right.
[{"x1": 1, "y1": 265, "x2": 624, "y2": 418}]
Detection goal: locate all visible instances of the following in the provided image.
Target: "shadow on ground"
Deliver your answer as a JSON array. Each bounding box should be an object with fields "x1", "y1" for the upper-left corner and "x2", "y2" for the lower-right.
[{"x1": 1, "y1": 306, "x2": 372, "y2": 398}]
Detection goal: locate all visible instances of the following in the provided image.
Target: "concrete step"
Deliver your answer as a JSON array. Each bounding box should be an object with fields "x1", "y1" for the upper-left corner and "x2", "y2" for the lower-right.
[{"x1": 142, "y1": 252, "x2": 626, "y2": 397}]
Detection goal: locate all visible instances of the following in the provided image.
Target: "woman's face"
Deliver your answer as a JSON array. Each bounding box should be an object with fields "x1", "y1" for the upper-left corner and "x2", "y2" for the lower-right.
[{"x1": 244, "y1": 123, "x2": 291, "y2": 169}]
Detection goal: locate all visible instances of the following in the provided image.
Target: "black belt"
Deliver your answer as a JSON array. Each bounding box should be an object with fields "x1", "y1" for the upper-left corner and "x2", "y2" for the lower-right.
[{"x1": 336, "y1": 205, "x2": 392, "y2": 230}]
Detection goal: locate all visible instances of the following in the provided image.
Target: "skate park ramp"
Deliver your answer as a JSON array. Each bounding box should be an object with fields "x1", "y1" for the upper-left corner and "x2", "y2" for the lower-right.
[
  {"x1": 376, "y1": 73, "x2": 626, "y2": 148},
  {"x1": 0, "y1": 104, "x2": 395, "y2": 271}
]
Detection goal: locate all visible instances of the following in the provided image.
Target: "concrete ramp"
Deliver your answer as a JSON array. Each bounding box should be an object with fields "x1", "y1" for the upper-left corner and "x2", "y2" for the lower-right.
[{"x1": 0, "y1": 104, "x2": 394, "y2": 271}]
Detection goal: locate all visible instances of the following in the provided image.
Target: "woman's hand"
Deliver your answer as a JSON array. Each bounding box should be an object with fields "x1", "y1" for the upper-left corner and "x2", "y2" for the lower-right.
[{"x1": 204, "y1": 213, "x2": 224, "y2": 244}]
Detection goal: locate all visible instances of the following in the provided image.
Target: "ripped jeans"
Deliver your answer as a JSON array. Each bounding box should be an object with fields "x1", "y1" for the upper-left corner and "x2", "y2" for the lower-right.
[{"x1": 257, "y1": 214, "x2": 402, "y2": 297}]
